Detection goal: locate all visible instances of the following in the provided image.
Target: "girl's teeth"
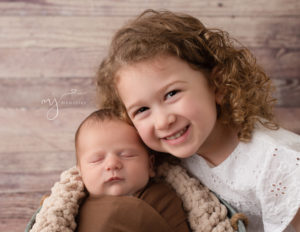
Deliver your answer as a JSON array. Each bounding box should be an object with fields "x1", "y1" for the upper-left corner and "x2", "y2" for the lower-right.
[{"x1": 166, "y1": 127, "x2": 187, "y2": 140}]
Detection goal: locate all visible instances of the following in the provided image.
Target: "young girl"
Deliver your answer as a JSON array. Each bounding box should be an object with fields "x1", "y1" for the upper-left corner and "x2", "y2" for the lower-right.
[{"x1": 97, "y1": 9, "x2": 300, "y2": 232}]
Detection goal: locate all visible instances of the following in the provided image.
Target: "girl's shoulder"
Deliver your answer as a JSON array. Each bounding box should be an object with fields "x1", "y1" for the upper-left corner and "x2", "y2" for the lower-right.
[{"x1": 250, "y1": 126, "x2": 300, "y2": 152}]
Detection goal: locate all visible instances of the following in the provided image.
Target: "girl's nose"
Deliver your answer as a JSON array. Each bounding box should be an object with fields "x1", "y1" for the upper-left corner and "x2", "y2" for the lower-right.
[
  {"x1": 105, "y1": 155, "x2": 122, "y2": 171},
  {"x1": 154, "y1": 111, "x2": 176, "y2": 130}
]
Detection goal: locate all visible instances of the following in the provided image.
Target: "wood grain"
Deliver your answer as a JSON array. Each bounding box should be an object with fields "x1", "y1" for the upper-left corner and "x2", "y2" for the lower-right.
[
  {"x1": 0, "y1": 192, "x2": 47, "y2": 232},
  {"x1": 0, "y1": 172, "x2": 64, "y2": 193},
  {"x1": 0, "y1": 151, "x2": 76, "y2": 173},
  {"x1": 0, "y1": 16, "x2": 299, "y2": 49},
  {"x1": 0, "y1": 77, "x2": 96, "y2": 108},
  {"x1": 274, "y1": 107, "x2": 300, "y2": 134},
  {"x1": 0, "y1": 47, "x2": 104, "y2": 78},
  {"x1": 0, "y1": 47, "x2": 299, "y2": 79},
  {"x1": 0, "y1": 0, "x2": 299, "y2": 16},
  {"x1": 0, "y1": 108, "x2": 95, "y2": 153},
  {"x1": 273, "y1": 78, "x2": 300, "y2": 107}
]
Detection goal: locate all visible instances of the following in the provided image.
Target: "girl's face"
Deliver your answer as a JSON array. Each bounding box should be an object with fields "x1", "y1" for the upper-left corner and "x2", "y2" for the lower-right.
[{"x1": 116, "y1": 55, "x2": 219, "y2": 159}]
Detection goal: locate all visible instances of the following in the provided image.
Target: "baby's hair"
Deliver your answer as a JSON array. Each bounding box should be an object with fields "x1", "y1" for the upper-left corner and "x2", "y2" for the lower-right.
[
  {"x1": 97, "y1": 9, "x2": 278, "y2": 141},
  {"x1": 75, "y1": 109, "x2": 119, "y2": 147},
  {"x1": 75, "y1": 108, "x2": 124, "y2": 165}
]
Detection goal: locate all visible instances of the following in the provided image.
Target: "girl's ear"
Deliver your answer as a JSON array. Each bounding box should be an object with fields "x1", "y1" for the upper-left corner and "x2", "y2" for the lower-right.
[
  {"x1": 149, "y1": 155, "x2": 156, "y2": 177},
  {"x1": 210, "y1": 67, "x2": 224, "y2": 105},
  {"x1": 215, "y1": 89, "x2": 224, "y2": 105}
]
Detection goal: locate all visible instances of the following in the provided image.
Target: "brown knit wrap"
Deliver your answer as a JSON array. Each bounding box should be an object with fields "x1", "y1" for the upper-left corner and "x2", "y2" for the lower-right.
[
  {"x1": 158, "y1": 163, "x2": 233, "y2": 232},
  {"x1": 30, "y1": 164, "x2": 234, "y2": 232}
]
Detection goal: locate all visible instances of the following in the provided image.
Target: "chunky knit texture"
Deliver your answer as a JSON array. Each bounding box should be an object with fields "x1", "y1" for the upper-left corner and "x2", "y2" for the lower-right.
[
  {"x1": 29, "y1": 164, "x2": 234, "y2": 232},
  {"x1": 30, "y1": 167, "x2": 85, "y2": 232},
  {"x1": 158, "y1": 163, "x2": 233, "y2": 232}
]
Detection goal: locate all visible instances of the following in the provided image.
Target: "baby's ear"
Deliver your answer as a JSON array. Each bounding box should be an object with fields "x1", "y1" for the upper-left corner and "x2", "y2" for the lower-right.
[
  {"x1": 76, "y1": 163, "x2": 81, "y2": 171},
  {"x1": 149, "y1": 155, "x2": 156, "y2": 177}
]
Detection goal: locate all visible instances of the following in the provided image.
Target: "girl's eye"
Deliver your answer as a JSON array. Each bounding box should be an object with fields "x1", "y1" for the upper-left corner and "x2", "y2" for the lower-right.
[
  {"x1": 165, "y1": 90, "x2": 179, "y2": 100},
  {"x1": 134, "y1": 107, "x2": 149, "y2": 116}
]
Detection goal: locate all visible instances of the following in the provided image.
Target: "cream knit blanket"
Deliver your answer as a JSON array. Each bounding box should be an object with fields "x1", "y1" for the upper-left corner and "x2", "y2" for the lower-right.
[{"x1": 30, "y1": 163, "x2": 233, "y2": 232}]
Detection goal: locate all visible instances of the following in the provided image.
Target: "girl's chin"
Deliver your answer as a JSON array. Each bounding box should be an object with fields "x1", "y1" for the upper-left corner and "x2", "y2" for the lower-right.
[
  {"x1": 163, "y1": 146, "x2": 197, "y2": 159},
  {"x1": 172, "y1": 152, "x2": 195, "y2": 159}
]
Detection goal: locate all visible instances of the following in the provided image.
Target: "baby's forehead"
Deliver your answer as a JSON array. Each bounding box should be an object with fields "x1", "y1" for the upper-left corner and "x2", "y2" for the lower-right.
[
  {"x1": 82, "y1": 117, "x2": 133, "y2": 132},
  {"x1": 80, "y1": 118, "x2": 147, "y2": 147}
]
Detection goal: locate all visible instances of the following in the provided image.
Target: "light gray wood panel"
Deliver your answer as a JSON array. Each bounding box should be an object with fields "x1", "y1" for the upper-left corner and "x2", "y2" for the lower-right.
[
  {"x1": 0, "y1": 47, "x2": 104, "y2": 78},
  {"x1": 0, "y1": 108, "x2": 95, "y2": 153},
  {"x1": 273, "y1": 78, "x2": 300, "y2": 107},
  {"x1": 1, "y1": 215, "x2": 34, "y2": 232},
  {"x1": 251, "y1": 48, "x2": 300, "y2": 80},
  {"x1": 0, "y1": 172, "x2": 61, "y2": 193},
  {"x1": 0, "y1": 151, "x2": 75, "y2": 173},
  {"x1": 0, "y1": 0, "x2": 299, "y2": 16},
  {"x1": 0, "y1": 192, "x2": 45, "y2": 232},
  {"x1": 0, "y1": 16, "x2": 299, "y2": 49},
  {"x1": 0, "y1": 47, "x2": 299, "y2": 79},
  {"x1": 0, "y1": 76, "x2": 299, "y2": 108},
  {"x1": 0, "y1": 78, "x2": 96, "y2": 108},
  {"x1": 274, "y1": 107, "x2": 300, "y2": 134}
]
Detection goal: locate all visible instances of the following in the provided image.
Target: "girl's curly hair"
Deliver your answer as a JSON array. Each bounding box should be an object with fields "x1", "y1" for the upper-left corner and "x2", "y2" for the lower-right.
[{"x1": 97, "y1": 9, "x2": 278, "y2": 141}]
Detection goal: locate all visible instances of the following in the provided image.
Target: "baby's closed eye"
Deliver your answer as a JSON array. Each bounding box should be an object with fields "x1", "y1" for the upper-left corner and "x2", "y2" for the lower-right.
[
  {"x1": 120, "y1": 152, "x2": 138, "y2": 158},
  {"x1": 89, "y1": 155, "x2": 105, "y2": 163}
]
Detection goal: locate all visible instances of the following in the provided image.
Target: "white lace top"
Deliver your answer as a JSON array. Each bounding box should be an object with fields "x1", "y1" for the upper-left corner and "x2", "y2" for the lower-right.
[{"x1": 182, "y1": 127, "x2": 300, "y2": 232}]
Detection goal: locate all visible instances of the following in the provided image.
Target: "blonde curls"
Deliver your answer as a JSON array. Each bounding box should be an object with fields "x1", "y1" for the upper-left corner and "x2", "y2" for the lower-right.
[{"x1": 97, "y1": 9, "x2": 278, "y2": 141}]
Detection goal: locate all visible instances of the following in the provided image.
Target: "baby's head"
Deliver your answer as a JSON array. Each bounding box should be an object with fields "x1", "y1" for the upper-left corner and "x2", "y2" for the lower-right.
[
  {"x1": 75, "y1": 109, "x2": 155, "y2": 198},
  {"x1": 97, "y1": 9, "x2": 277, "y2": 142}
]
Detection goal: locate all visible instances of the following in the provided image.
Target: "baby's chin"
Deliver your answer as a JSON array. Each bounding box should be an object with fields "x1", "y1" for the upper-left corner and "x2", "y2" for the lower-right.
[{"x1": 106, "y1": 186, "x2": 138, "y2": 197}]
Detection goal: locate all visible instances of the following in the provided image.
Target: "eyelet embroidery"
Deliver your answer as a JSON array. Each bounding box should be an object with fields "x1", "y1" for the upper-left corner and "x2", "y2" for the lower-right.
[
  {"x1": 273, "y1": 147, "x2": 278, "y2": 157},
  {"x1": 270, "y1": 182, "x2": 287, "y2": 197}
]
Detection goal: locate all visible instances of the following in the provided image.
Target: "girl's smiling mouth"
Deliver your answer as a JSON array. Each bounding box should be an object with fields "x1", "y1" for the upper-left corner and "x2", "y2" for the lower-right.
[{"x1": 162, "y1": 125, "x2": 190, "y2": 144}]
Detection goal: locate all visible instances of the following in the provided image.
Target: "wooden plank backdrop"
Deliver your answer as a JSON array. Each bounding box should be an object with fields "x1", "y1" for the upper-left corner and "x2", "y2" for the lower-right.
[{"x1": 0, "y1": 1, "x2": 299, "y2": 231}]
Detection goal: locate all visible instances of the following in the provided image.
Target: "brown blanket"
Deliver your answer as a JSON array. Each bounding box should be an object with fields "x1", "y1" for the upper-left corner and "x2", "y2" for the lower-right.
[{"x1": 77, "y1": 181, "x2": 190, "y2": 232}]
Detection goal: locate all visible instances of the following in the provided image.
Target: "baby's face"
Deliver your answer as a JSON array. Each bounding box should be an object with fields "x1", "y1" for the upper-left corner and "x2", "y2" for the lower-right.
[{"x1": 77, "y1": 119, "x2": 155, "y2": 198}]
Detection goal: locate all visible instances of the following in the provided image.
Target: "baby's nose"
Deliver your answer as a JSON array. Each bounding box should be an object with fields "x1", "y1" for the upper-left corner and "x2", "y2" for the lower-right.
[{"x1": 105, "y1": 155, "x2": 122, "y2": 171}]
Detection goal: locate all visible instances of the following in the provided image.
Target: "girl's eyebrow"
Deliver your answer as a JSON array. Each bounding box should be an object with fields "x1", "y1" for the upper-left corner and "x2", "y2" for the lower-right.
[
  {"x1": 126, "y1": 100, "x2": 145, "y2": 113},
  {"x1": 126, "y1": 80, "x2": 187, "y2": 112}
]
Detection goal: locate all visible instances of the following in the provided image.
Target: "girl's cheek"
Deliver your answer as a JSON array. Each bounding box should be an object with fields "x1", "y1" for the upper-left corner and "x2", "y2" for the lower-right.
[
  {"x1": 135, "y1": 123, "x2": 147, "y2": 136},
  {"x1": 135, "y1": 123, "x2": 152, "y2": 140}
]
